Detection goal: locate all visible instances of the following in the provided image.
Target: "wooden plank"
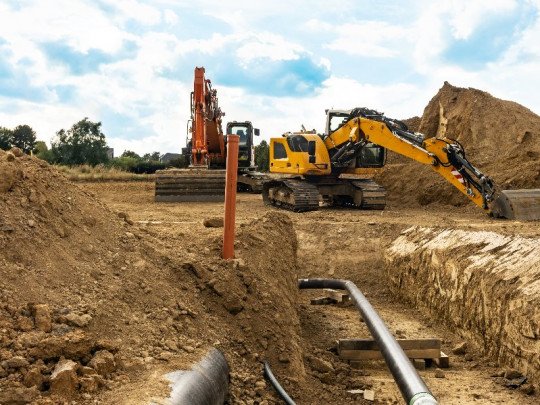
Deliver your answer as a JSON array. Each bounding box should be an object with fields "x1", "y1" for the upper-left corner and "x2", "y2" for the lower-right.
[
  {"x1": 339, "y1": 338, "x2": 441, "y2": 351},
  {"x1": 338, "y1": 338, "x2": 441, "y2": 361},
  {"x1": 310, "y1": 297, "x2": 335, "y2": 305},
  {"x1": 340, "y1": 349, "x2": 441, "y2": 361},
  {"x1": 413, "y1": 359, "x2": 426, "y2": 370},
  {"x1": 433, "y1": 352, "x2": 450, "y2": 368},
  {"x1": 323, "y1": 288, "x2": 350, "y2": 304}
]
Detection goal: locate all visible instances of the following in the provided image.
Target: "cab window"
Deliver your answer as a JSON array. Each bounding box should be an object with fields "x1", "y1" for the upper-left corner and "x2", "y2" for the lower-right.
[
  {"x1": 273, "y1": 142, "x2": 287, "y2": 159},
  {"x1": 286, "y1": 135, "x2": 308, "y2": 152}
]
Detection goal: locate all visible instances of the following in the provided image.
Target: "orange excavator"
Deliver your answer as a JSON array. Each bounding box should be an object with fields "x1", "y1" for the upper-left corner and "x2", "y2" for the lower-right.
[{"x1": 155, "y1": 67, "x2": 265, "y2": 201}]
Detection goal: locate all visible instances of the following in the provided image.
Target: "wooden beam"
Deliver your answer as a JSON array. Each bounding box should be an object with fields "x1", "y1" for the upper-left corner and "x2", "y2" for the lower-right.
[
  {"x1": 338, "y1": 338, "x2": 441, "y2": 361},
  {"x1": 433, "y1": 351, "x2": 449, "y2": 368},
  {"x1": 323, "y1": 288, "x2": 350, "y2": 305}
]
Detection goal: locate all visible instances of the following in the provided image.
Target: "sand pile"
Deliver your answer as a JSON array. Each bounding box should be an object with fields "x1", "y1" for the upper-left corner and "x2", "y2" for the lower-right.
[
  {"x1": 0, "y1": 150, "x2": 304, "y2": 403},
  {"x1": 377, "y1": 82, "x2": 540, "y2": 208}
]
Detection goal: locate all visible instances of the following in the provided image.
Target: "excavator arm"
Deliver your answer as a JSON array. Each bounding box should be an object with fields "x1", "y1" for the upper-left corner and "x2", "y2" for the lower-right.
[{"x1": 325, "y1": 108, "x2": 540, "y2": 219}]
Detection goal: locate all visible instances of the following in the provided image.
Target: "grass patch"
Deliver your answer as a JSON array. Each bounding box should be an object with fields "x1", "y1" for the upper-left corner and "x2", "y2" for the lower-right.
[{"x1": 55, "y1": 165, "x2": 155, "y2": 182}]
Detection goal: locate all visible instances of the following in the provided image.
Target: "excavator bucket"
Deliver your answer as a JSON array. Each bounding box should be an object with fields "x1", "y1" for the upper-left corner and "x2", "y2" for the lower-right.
[
  {"x1": 154, "y1": 168, "x2": 225, "y2": 202},
  {"x1": 490, "y1": 189, "x2": 540, "y2": 220}
]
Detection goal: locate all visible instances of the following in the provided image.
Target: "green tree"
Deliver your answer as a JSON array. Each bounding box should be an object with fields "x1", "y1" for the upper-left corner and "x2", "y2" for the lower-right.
[
  {"x1": 34, "y1": 141, "x2": 54, "y2": 163},
  {"x1": 121, "y1": 150, "x2": 141, "y2": 159},
  {"x1": 143, "y1": 151, "x2": 161, "y2": 161},
  {"x1": 12, "y1": 125, "x2": 36, "y2": 153},
  {"x1": 0, "y1": 127, "x2": 13, "y2": 150},
  {"x1": 51, "y1": 118, "x2": 109, "y2": 165},
  {"x1": 255, "y1": 140, "x2": 269, "y2": 172},
  {"x1": 34, "y1": 140, "x2": 48, "y2": 154}
]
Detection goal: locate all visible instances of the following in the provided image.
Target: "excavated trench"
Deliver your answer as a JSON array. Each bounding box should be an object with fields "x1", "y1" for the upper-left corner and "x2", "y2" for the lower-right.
[
  {"x1": 385, "y1": 227, "x2": 540, "y2": 386},
  {"x1": 292, "y1": 216, "x2": 540, "y2": 403}
]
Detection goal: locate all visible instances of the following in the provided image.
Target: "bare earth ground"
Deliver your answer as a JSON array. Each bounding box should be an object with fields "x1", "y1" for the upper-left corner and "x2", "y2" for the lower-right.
[{"x1": 81, "y1": 181, "x2": 539, "y2": 404}]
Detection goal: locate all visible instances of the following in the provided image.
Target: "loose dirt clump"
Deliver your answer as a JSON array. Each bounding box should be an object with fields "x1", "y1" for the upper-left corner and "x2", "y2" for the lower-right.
[
  {"x1": 377, "y1": 82, "x2": 540, "y2": 208},
  {"x1": 0, "y1": 150, "x2": 307, "y2": 403}
]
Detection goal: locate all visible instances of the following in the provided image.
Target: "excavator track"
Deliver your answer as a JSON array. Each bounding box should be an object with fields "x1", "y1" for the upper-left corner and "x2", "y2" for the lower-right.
[
  {"x1": 262, "y1": 179, "x2": 320, "y2": 212},
  {"x1": 155, "y1": 169, "x2": 225, "y2": 202},
  {"x1": 350, "y1": 179, "x2": 387, "y2": 210}
]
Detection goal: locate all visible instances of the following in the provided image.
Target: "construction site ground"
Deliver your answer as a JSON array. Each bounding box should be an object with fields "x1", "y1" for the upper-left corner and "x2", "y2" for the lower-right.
[{"x1": 80, "y1": 181, "x2": 539, "y2": 404}]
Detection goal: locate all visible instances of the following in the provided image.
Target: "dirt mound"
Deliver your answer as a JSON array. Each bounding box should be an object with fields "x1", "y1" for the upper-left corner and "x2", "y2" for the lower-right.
[
  {"x1": 377, "y1": 82, "x2": 540, "y2": 208},
  {"x1": 0, "y1": 150, "x2": 304, "y2": 403}
]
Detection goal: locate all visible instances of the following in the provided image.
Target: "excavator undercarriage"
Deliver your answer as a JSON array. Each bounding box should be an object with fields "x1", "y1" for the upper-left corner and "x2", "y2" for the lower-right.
[{"x1": 262, "y1": 178, "x2": 386, "y2": 212}]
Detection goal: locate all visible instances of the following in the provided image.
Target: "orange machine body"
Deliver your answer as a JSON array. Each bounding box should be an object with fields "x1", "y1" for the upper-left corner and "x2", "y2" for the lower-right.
[{"x1": 191, "y1": 67, "x2": 225, "y2": 167}]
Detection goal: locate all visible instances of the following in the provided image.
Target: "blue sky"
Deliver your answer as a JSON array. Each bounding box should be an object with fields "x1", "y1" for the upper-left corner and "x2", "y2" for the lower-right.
[{"x1": 0, "y1": 0, "x2": 539, "y2": 155}]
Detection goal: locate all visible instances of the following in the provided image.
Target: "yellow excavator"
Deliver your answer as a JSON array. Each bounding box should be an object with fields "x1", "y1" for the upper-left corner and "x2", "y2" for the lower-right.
[{"x1": 262, "y1": 108, "x2": 540, "y2": 220}]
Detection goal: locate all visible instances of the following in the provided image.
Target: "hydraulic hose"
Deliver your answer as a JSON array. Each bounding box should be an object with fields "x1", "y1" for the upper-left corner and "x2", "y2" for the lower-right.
[
  {"x1": 263, "y1": 361, "x2": 296, "y2": 405},
  {"x1": 169, "y1": 348, "x2": 229, "y2": 405},
  {"x1": 298, "y1": 278, "x2": 438, "y2": 405}
]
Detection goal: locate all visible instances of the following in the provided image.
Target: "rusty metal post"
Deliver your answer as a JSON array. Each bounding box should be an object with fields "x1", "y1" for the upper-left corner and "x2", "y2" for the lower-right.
[{"x1": 222, "y1": 135, "x2": 239, "y2": 259}]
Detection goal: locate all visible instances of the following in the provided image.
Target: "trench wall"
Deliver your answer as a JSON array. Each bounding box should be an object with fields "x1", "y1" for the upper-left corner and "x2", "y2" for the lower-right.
[{"x1": 385, "y1": 226, "x2": 540, "y2": 383}]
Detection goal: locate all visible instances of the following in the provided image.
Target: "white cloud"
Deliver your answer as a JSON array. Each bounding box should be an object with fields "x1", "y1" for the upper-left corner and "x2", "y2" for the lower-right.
[
  {"x1": 236, "y1": 32, "x2": 304, "y2": 64},
  {"x1": 325, "y1": 21, "x2": 411, "y2": 58}
]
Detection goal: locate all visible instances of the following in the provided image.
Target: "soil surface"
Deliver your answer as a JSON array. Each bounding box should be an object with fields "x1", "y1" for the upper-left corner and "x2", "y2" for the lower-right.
[{"x1": 76, "y1": 181, "x2": 538, "y2": 404}]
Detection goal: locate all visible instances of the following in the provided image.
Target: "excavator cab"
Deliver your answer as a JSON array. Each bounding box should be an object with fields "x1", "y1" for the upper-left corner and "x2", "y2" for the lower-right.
[
  {"x1": 226, "y1": 121, "x2": 259, "y2": 169},
  {"x1": 325, "y1": 109, "x2": 386, "y2": 169}
]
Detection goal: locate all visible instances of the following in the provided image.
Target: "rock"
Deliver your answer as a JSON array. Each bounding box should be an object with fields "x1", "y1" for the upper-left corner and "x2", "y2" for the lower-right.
[
  {"x1": 33, "y1": 304, "x2": 52, "y2": 332},
  {"x1": 27, "y1": 219, "x2": 36, "y2": 228},
  {"x1": 520, "y1": 383, "x2": 535, "y2": 395},
  {"x1": 88, "y1": 350, "x2": 116, "y2": 376},
  {"x1": 117, "y1": 212, "x2": 134, "y2": 225},
  {"x1": 203, "y1": 217, "x2": 224, "y2": 228},
  {"x1": 2, "y1": 356, "x2": 29, "y2": 369},
  {"x1": 309, "y1": 356, "x2": 334, "y2": 373},
  {"x1": 0, "y1": 365, "x2": 6, "y2": 377},
  {"x1": 10, "y1": 147, "x2": 23, "y2": 157},
  {"x1": 223, "y1": 298, "x2": 244, "y2": 315},
  {"x1": 182, "y1": 345, "x2": 195, "y2": 353},
  {"x1": 50, "y1": 358, "x2": 79, "y2": 399},
  {"x1": 164, "y1": 339, "x2": 178, "y2": 351},
  {"x1": 464, "y1": 353, "x2": 474, "y2": 362},
  {"x1": 0, "y1": 386, "x2": 39, "y2": 404},
  {"x1": 65, "y1": 313, "x2": 92, "y2": 327},
  {"x1": 79, "y1": 375, "x2": 103, "y2": 393},
  {"x1": 23, "y1": 367, "x2": 44, "y2": 389},
  {"x1": 504, "y1": 369, "x2": 523, "y2": 379},
  {"x1": 17, "y1": 316, "x2": 34, "y2": 331},
  {"x1": 79, "y1": 366, "x2": 96, "y2": 376},
  {"x1": 157, "y1": 351, "x2": 173, "y2": 361},
  {"x1": 451, "y1": 341, "x2": 467, "y2": 355},
  {"x1": 278, "y1": 354, "x2": 290, "y2": 363},
  {"x1": 434, "y1": 370, "x2": 445, "y2": 378},
  {"x1": 6, "y1": 152, "x2": 15, "y2": 161}
]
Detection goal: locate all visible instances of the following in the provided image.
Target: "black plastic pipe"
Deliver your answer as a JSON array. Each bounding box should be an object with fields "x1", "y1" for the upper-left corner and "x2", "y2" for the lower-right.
[
  {"x1": 299, "y1": 278, "x2": 438, "y2": 405},
  {"x1": 169, "y1": 348, "x2": 229, "y2": 405},
  {"x1": 263, "y1": 361, "x2": 296, "y2": 405}
]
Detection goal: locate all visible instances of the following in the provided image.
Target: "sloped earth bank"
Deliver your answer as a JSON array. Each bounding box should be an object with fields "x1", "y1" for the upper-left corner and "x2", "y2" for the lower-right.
[
  {"x1": 376, "y1": 82, "x2": 540, "y2": 209},
  {"x1": 0, "y1": 151, "x2": 330, "y2": 404},
  {"x1": 77, "y1": 182, "x2": 539, "y2": 404},
  {"x1": 385, "y1": 227, "x2": 540, "y2": 387}
]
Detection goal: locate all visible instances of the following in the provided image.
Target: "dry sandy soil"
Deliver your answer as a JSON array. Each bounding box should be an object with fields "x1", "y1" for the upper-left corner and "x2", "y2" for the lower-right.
[{"x1": 78, "y1": 181, "x2": 539, "y2": 404}]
